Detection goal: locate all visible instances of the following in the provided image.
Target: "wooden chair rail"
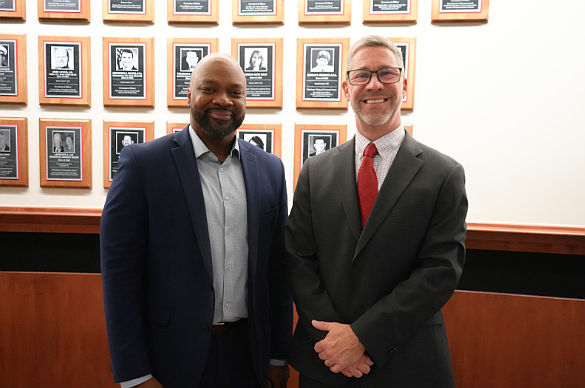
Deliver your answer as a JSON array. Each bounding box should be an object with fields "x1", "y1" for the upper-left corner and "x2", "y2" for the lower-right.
[{"x1": 0, "y1": 206, "x2": 583, "y2": 254}]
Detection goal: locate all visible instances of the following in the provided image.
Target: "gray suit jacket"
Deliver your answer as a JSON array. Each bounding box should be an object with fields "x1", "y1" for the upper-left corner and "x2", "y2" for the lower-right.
[{"x1": 285, "y1": 131, "x2": 467, "y2": 387}]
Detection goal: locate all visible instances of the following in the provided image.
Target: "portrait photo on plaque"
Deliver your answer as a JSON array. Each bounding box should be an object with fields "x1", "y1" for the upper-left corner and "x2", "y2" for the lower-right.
[
  {"x1": 44, "y1": 42, "x2": 81, "y2": 98},
  {"x1": 303, "y1": 44, "x2": 341, "y2": 101},
  {"x1": 173, "y1": 44, "x2": 209, "y2": 99},
  {"x1": 0, "y1": 40, "x2": 17, "y2": 97},
  {"x1": 239, "y1": 44, "x2": 274, "y2": 100},
  {"x1": 109, "y1": 43, "x2": 146, "y2": 99},
  {"x1": 45, "y1": 126, "x2": 83, "y2": 181},
  {"x1": 237, "y1": 123, "x2": 281, "y2": 157},
  {"x1": 108, "y1": 126, "x2": 145, "y2": 182},
  {"x1": 0, "y1": 117, "x2": 28, "y2": 186}
]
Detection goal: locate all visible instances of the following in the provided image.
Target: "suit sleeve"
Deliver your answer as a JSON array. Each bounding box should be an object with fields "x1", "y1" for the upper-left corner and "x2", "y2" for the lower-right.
[
  {"x1": 268, "y1": 160, "x2": 294, "y2": 360},
  {"x1": 285, "y1": 160, "x2": 345, "y2": 341},
  {"x1": 351, "y1": 163, "x2": 468, "y2": 365},
  {"x1": 100, "y1": 147, "x2": 152, "y2": 382}
]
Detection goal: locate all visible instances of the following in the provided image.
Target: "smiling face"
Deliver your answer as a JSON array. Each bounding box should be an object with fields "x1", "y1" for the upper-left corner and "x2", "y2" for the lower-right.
[
  {"x1": 343, "y1": 46, "x2": 407, "y2": 140},
  {"x1": 187, "y1": 53, "x2": 246, "y2": 140},
  {"x1": 53, "y1": 133, "x2": 63, "y2": 150},
  {"x1": 314, "y1": 138, "x2": 326, "y2": 153},
  {"x1": 186, "y1": 51, "x2": 199, "y2": 69},
  {"x1": 55, "y1": 48, "x2": 68, "y2": 68},
  {"x1": 121, "y1": 51, "x2": 133, "y2": 69}
]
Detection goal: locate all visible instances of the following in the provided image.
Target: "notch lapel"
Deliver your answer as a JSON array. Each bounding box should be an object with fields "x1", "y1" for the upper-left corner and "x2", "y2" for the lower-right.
[
  {"x1": 332, "y1": 139, "x2": 362, "y2": 243},
  {"x1": 354, "y1": 133, "x2": 424, "y2": 259},
  {"x1": 171, "y1": 127, "x2": 213, "y2": 280}
]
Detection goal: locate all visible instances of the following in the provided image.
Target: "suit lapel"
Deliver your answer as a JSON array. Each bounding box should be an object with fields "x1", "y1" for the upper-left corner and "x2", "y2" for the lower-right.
[
  {"x1": 238, "y1": 139, "x2": 260, "y2": 283},
  {"x1": 333, "y1": 139, "x2": 362, "y2": 243},
  {"x1": 354, "y1": 132, "x2": 424, "y2": 259},
  {"x1": 171, "y1": 127, "x2": 213, "y2": 280}
]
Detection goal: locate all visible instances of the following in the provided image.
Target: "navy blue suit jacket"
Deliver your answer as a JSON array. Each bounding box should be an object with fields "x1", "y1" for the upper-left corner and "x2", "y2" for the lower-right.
[{"x1": 101, "y1": 127, "x2": 293, "y2": 387}]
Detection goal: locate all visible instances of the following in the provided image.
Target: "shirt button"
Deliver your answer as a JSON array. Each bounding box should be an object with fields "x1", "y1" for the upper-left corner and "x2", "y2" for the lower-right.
[
  {"x1": 220, "y1": 167, "x2": 224, "y2": 172},
  {"x1": 226, "y1": 265, "x2": 232, "y2": 271},
  {"x1": 226, "y1": 302, "x2": 230, "y2": 307},
  {"x1": 225, "y1": 195, "x2": 229, "y2": 200}
]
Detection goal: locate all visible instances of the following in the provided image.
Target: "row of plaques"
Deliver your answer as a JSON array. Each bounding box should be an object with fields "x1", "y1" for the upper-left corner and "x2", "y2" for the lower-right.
[
  {"x1": 0, "y1": 0, "x2": 490, "y2": 24},
  {"x1": 0, "y1": 35, "x2": 417, "y2": 110},
  {"x1": 0, "y1": 117, "x2": 413, "y2": 189}
]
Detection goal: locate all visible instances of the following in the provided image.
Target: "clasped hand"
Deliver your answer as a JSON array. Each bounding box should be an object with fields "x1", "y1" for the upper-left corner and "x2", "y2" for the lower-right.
[{"x1": 312, "y1": 320, "x2": 374, "y2": 378}]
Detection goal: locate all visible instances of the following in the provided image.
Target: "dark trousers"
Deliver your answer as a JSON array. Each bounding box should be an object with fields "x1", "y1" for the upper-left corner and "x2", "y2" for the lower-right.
[
  {"x1": 199, "y1": 319, "x2": 260, "y2": 388},
  {"x1": 299, "y1": 374, "x2": 361, "y2": 388}
]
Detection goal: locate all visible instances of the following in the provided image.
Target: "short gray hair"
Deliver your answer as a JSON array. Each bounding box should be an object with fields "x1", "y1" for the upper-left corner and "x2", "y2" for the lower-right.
[{"x1": 345, "y1": 35, "x2": 403, "y2": 72}]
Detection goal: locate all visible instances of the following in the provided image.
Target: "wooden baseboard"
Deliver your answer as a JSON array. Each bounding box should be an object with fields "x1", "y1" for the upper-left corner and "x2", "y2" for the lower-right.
[{"x1": 0, "y1": 206, "x2": 583, "y2": 254}]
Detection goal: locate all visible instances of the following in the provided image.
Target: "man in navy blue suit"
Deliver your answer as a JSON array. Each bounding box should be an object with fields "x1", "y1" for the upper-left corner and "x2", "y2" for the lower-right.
[{"x1": 101, "y1": 53, "x2": 292, "y2": 388}]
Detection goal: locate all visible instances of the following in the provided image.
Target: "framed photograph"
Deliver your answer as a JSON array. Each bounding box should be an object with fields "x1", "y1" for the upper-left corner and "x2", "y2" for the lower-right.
[
  {"x1": 363, "y1": 0, "x2": 417, "y2": 24},
  {"x1": 232, "y1": 38, "x2": 283, "y2": 109},
  {"x1": 167, "y1": 0, "x2": 218, "y2": 24},
  {"x1": 389, "y1": 37, "x2": 416, "y2": 111},
  {"x1": 166, "y1": 121, "x2": 188, "y2": 135},
  {"x1": 103, "y1": 0, "x2": 154, "y2": 23},
  {"x1": 296, "y1": 38, "x2": 349, "y2": 110},
  {"x1": 431, "y1": 0, "x2": 489, "y2": 23},
  {"x1": 298, "y1": 0, "x2": 350, "y2": 25},
  {"x1": 232, "y1": 0, "x2": 283, "y2": 25},
  {"x1": 37, "y1": 0, "x2": 90, "y2": 22},
  {"x1": 237, "y1": 123, "x2": 282, "y2": 157},
  {"x1": 103, "y1": 120, "x2": 154, "y2": 188},
  {"x1": 39, "y1": 118, "x2": 92, "y2": 189},
  {"x1": 293, "y1": 123, "x2": 347, "y2": 188},
  {"x1": 0, "y1": 34, "x2": 27, "y2": 105},
  {"x1": 404, "y1": 124, "x2": 413, "y2": 136},
  {"x1": 38, "y1": 36, "x2": 91, "y2": 106},
  {"x1": 0, "y1": 0, "x2": 25, "y2": 20},
  {"x1": 0, "y1": 117, "x2": 28, "y2": 187},
  {"x1": 103, "y1": 37, "x2": 154, "y2": 107},
  {"x1": 168, "y1": 38, "x2": 218, "y2": 108}
]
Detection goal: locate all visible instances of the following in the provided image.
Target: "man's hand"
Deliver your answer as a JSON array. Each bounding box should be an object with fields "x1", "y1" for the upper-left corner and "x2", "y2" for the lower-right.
[
  {"x1": 339, "y1": 354, "x2": 374, "y2": 378},
  {"x1": 266, "y1": 365, "x2": 289, "y2": 388},
  {"x1": 135, "y1": 377, "x2": 163, "y2": 388},
  {"x1": 312, "y1": 320, "x2": 368, "y2": 374}
]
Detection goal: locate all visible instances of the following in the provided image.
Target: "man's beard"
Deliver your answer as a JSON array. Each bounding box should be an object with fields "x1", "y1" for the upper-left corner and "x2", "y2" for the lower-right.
[
  {"x1": 351, "y1": 94, "x2": 401, "y2": 127},
  {"x1": 192, "y1": 105, "x2": 245, "y2": 139}
]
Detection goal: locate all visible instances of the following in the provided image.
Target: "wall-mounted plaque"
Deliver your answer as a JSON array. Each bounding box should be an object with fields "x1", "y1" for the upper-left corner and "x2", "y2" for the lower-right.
[
  {"x1": 166, "y1": 121, "x2": 188, "y2": 135},
  {"x1": 167, "y1": 37, "x2": 218, "y2": 108},
  {"x1": 232, "y1": 0, "x2": 283, "y2": 25},
  {"x1": 38, "y1": 0, "x2": 90, "y2": 22},
  {"x1": 298, "y1": 0, "x2": 351, "y2": 25},
  {"x1": 431, "y1": 0, "x2": 489, "y2": 23},
  {"x1": 0, "y1": 117, "x2": 28, "y2": 187},
  {"x1": 103, "y1": 120, "x2": 154, "y2": 188},
  {"x1": 39, "y1": 118, "x2": 92, "y2": 189},
  {"x1": 38, "y1": 36, "x2": 91, "y2": 106},
  {"x1": 232, "y1": 38, "x2": 283, "y2": 109},
  {"x1": 103, "y1": 37, "x2": 154, "y2": 107},
  {"x1": 296, "y1": 38, "x2": 349, "y2": 110},
  {"x1": 293, "y1": 123, "x2": 347, "y2": 188},
  {"x1": 237, "y1": 123, "x2": 282, "y2": 157},
  {"x1": 363, "y1": 0, "x2": 417, "y2": 24},
  {"x1": 167, "y1": 0, "x2": 218, "y2": 24},
  {"x1": 0, "y1": 0, "x2": 25, "y2": 20},
  {"x1": 389, "y1": 37, "x2": 416, "y2": 111},
  {"x1": 0, "y1": 34, "x2": 27, "y2": 105},
  {"x1": 103, "y1": 0, "x2": 154, "y2": 23},
  {"x1": 404, "y1": 124, "x2": 413, "y2": 136}
]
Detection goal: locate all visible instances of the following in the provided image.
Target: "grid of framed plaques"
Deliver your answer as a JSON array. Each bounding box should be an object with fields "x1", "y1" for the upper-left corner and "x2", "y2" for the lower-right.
[{"x1": 0, "y1": 0, "x2": 489, "y2": 190}]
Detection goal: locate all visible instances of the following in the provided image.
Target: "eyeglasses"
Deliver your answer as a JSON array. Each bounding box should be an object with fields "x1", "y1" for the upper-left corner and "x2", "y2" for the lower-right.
[{"x1": 346, "y1": 67, "x2": 403, "y2": 85}]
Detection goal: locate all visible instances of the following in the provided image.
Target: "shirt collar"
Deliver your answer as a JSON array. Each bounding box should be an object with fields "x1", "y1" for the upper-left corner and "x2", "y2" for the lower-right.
[
  {"x1": 355, "y1": 126, "x2": 405, "y2": 159},
  {"x1": 188, "y1": 124, "x2": 240, "y2": 161}
]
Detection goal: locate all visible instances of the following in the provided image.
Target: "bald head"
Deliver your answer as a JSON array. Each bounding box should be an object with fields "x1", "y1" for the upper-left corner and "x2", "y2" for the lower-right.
[{"x1": 189, "y1": 53, "x2": 246, "y2": 90}]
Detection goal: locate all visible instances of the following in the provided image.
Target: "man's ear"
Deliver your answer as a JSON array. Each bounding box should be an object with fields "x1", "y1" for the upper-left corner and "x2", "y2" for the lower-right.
[
  {"x1": 187, "y1": 88, "x2": 191, "y2": 107},
  {"x1": 342, "y1": 80, "x2": 350, "y2": 102}
]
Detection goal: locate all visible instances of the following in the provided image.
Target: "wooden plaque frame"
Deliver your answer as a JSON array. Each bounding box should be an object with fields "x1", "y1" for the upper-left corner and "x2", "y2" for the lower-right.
[
  {"x1": 404, "y1": 124, "x2": 413, "y2": 136},
  {"x1": 103, "y1": 120, "x2": 154, "y2": 188},
  {"x1": 38, "y1": 36, "x2": 91, "y2": 106},
  {"x1": 298, "y1": 0, "x2": 351, "y2": 25},
  {"x1": 167, "y1": 0, "x2": 218, "y2": 24},
  {"x1": 103, "y1": 37, "x2": 154, "y2": 107},
  {"x1": 363, "y1": 0, "x2": 417, "y2": 24},
  {"x1": 293, "y1": 123, "x2": 347, "y2": 189},
  {"x1": 232, "y1": 0, "x2": 283, "y2": 25},
  {"x1": 0, "y1": 34, "x2": 27, "y2": 105},
  {"x1": 103, "y1": 0, "x2": 154, "y2": 23},
  {"x1": 296, "y1": 38, "x2": 349, "y2": 110},
  {"x1": 37, "y1": 0, "x2": 90, "y2": 22},
  {"x1": 232, "y1": 38, "x2": 283, "y2": 109},
  {"x1": 389, "y1": 37, "x2": 416, "y2": 111},
  {"x1": 431, "y1": 0, "x2": 489, "y2": 23},
  {"x1": 167, "y1": 37, "x2": 218, "y2": 108},
  {"x1": 166, "y1": 122, "x2": 188, "y2": 135},
  {"x1": 39, "y1": 118, "x2": 92, "y2": 189},
  {"x1": 0, "y1": 117, "x2": 28, "y2": 187},
  {"x1": 237, "y1": 123, "x2": 282, "y2": 158},
  {"x1": 0, "y1": 0, "x2": 25, "y2": 20}
]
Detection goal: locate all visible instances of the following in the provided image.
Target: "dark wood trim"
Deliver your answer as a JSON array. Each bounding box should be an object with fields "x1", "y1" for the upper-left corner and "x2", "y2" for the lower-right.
[{"x1": 0, "y1": 206, "x2": 584, "y2": 254}]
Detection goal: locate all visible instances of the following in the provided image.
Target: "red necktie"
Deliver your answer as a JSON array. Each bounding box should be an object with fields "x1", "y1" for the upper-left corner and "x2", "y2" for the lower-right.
[{"x1": 358, "y1": 143, "x2": 378, "y2": 228}]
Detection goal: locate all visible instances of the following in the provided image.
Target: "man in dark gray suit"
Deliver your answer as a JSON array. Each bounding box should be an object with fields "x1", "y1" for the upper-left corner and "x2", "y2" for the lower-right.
[{"x1": 285, "y1": 35, "x2": 468, "y2": 388}]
